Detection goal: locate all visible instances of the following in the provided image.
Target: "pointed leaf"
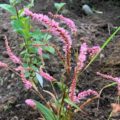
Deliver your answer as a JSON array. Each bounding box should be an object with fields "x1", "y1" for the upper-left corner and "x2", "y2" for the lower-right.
[
  {"x1": 36, "y1": 72, "x2": 43, "y2": 87},
  {"x1": 54, "y1": 3, "x2": 66, "y2": 12},
  {"x1": 35, "y1": 101, "x2": 57, "y2": 120},
  {"x1": 44, "y1": 46, "x2": 55, "y2": 54},
  {"x1": 64, "y1": 98, "x2": 79, "y2": 109},
  {"x1": 0, "y1": 4, "x2": 16, "y2": 15}
]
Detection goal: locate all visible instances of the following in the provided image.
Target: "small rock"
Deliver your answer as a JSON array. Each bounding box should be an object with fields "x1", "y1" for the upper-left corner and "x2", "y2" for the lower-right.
[
  {"x1": 2, "y1": 51, "x2": 9, "y2": 58},
  {"x1": 7, "y1": 96, "x2": 17, "y2": 105},
  {"x1": 11, "y1": 73, "x2": 15, "y2": 78},
  {"x1": 7, "y1": 83, "x2": 14, "y2": 89},
  {"x1": 10, "y1": 116, "x2": 18, "y2": 120},
  {"x1": 0, "y1": 104, "x2": 4, "y2": 112},
  {"x1": 2, "y1": 24, "x2": 8, "y2": 32},
  {"x1": 15, "y1": 104, "x2": 21, "y2": 108},
  {"x1": 82, "y1": 4, "x2": 93, "y2": 15},
  {"x1": 0, "y1": 35, "x2": 5, "y2": 41}
]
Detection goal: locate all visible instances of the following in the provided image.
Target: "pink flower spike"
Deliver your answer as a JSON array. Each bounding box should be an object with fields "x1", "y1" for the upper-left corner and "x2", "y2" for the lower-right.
[
  {"x1": 39, "y1": 67, "x2": 54, "y2": 81},
  {"x1": 76, "y1": 43, "x2": 87, "y2": 71},
  {"x1": 96, "y1": 72, "x2": 120, "y2": 93},
  {"x1": 23, "y1": 80, "x2": 33, "y2": 90},
  {"x1": 88, "y1": 46, "x2": 101, "y2": 57},
  {"x1": 4, "y1": 36, "x2": 21, "y2": 64},
  {"x1": 69, "y1": 77, "x2": 77, "y2": 102},
  {"x1": 77, "y1": 89, "x2": 98, "y2": 100},
  {"x1": 69, "y1": 91, "x2": 79, "y2": 103},
  {"x1": 96, "y1": 72, "x2": 119, "y2": 82},
  {"x1": 0, "y1": 61, "x2": 8, "y2": 68},
  {"x1": 24, "y1": 9, "x2": 72, "y2": 57},
  {"x1": 38, "y1": 48, "x2": 42, "y2": 56},
  {"x1": 25, "y1": 99, "x2": 36, "y2": 109},
  {"x1": 15, "y1": 66, "x2": 24, "y2": 72},
  {"x1": 24, "y1": 8, "x2": 33, "y2": 16},
  {"x1": 49, "y1": 12, "x2": 77, "y2": 34}
]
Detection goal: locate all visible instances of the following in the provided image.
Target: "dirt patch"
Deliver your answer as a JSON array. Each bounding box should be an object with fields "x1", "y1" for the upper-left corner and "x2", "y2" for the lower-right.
[{"x1": 0, "y1": 0, "x2": 120, "y2": 120}]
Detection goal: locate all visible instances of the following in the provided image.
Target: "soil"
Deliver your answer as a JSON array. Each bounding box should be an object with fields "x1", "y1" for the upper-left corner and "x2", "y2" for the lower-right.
[{"x1": 0, "y1": 0, "x2": 120, "y2": 120}]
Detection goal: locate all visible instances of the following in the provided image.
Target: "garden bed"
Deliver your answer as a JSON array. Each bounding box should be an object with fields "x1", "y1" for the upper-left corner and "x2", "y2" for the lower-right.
[{"x1": 0, "y1": 0, "x2": 120, "y2": 120}]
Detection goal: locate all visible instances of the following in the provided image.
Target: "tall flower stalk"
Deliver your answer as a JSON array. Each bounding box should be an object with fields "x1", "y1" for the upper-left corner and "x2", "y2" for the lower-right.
[
  {"x1": 0, "y1": 5, "x2": 101, "y2": 119},
  {"x1": 69, "y1": 43, "x2": 88, "y2": 102},
  {"x1": 24, "y1": 8, "x2": 72, "y2": 75}
]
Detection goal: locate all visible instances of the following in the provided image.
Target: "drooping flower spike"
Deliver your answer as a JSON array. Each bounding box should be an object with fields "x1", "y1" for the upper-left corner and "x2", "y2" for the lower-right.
[
  {"x1": 24, "y1": 8, "x2": 72, "y2": 54},
  {"x1": 4, "y1": 36, "x2": 21, "y2": 64},
  {"x1": 88, "y1": 46, "x2": 101, "y2": 58},
  {"x1": 39, "y1": 67, "x2": 55, "y2": 81},
  {"x1": 69, "y1": 43, "x2": 88, "y2": 102},
  {"x1": 24, "y1": 8, "x2": 72, "y2": 73},
  {"x1": 77, "y1": 89, "x2": 99, "y2": 100},
  {"x1": 0, "y1": 61, "x2": 8, "y2": 68},
  {"x1": 69, "y1": 89, "x2": 98, "y2": 103},
  {"x1": 97, "y1": 72, "x2": 120, "y2": 94},
  {"x1": 38, "y1": 48, "x2": 43, "y2": 56},
  {"x1": 76, "y1": 42, "x2": 88, "y2": 72},
  {"x1": 49, "y1": 12, "x2": 77, "y2": 35},
  {"x1": 15, "y1": 66, "x2": 33, "y2": 90}
]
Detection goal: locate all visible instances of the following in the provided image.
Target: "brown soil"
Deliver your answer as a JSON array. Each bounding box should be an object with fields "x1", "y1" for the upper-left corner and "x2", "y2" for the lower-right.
[{"x1": 0, "y1": 0, "x2": 120, "y2": 120}]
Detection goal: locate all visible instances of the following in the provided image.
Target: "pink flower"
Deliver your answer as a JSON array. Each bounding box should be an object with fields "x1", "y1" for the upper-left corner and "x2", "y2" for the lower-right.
[
  {"x1": 76, "y1": 43, "x2": 88, "y2": 71},
  {"x1": 25, "y1": 99, "x2": 36, "y2": 109},
  {"x1": 69, "y1": 68, "x2": 78, "y2": 102},
  {"x1": 24, "y1": 9, "x2": 72, "y2": 56},
  {"x1": 38, "y1": 48, "x2": 42, "y2": 56},
  {"x1": 24, "y1": 9, "x2": 72, "y2": 73},
  {"x1": 97, "y1": 72, "x2": 120, "y2": 92},
  {"x1": 0, "y1": 61, "x2": 8, "y2": 68},
  {"x1": 77, "y1": 89, "x2": 98, "y2": 100},
  {"x1": 88, "y1": 46, "x2": 101, "y2": 58},
  {"x1": 15, "y1": 66, "x2": 32, "y2": 89},
  {"x1": 4, "y1": 36, "x2": 21, "y2": 64},
  {"x1": 69, "y1": 88, "x2": 98, "y2": 102},
  {"x1": 23, "y1": 80, "x2": 33, "y2": 90},
  {"x1": 96, "y1": 72, "x2": 118, "y2": 81},
  {"x1": 39, "y1": 67, "x2": 54, "y2": 81},
  {"x1": 69, "y1": 77, "x2": 77, "y2": 102},
  {"x1": 20, "y1": 73, "x2": 33, "y2": 89},
  {"x1": 69, "y1": 43, "x2": 87, "y2": 102},
  {"x1": 15, "y1": 66, "x2": 24, "y2": 72},
  {"x1": 49, "y1": 12, "x2": 77, "y2": 34},
  {"x1": 69, "y1": 90, "x2": 79, "y2": 103}
]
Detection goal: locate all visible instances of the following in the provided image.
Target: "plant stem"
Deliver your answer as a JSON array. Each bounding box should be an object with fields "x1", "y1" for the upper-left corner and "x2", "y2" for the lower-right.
[
  {"x1": 58, "y1": 87, "x2": 67, "y2": 120},
  {"x1": 97, "y1": 82, "x2": 117, "y2": 110}
]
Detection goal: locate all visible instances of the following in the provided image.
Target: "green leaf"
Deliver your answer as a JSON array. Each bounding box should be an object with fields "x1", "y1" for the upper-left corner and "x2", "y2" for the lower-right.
[
  {"x1": 64, "y1": 98, "x2": 80, "y2": 110},
  {"x1": 36, "y1": 71, "x2": 44, "y2": 87},
  {"x1": 25, "y1": 71, "x2": 30, "y2": 78},
  {"x1": 31, "y1": 65, "x2": 38, "y2": 71},
  {"x1": 30, "y1": 29, "x2": 45, "y2": 41},
  {"x1": 55, "y1": 82, "x2": 66, "y2": 91},
  {"x1": 10, "y1": 0, "x2": 22, "y2": 5},
  {"x1": 54, "y1": 2, "x2": 66, "y2": 12},
  {"x1": 44, "y1": 46, "x2": 55, "y2": 54},
  {"x1": 11, "y1": 20, "x2": 23, "y2": 33},
  {"x1": 11, "y1": 17, "x2": 31, "y2": 38},
  {"x1": 27, "y1": 0, "x2": 34, "y2": 8},
  {"x1": 43, "y1": 54, "x2": 50, "y2": 59},
  {"x1": 0, "y1": 4, "x2": 16, "y2": 15},
  {"x1": 44, "y1": 34, "x2": 52, "y2": 41},
  {"x1": 35, "y1": 101, "x2": 57, "y2": 120},
  {"x1": 20, "y1": 50, "x2": 27, "y2": 55}
]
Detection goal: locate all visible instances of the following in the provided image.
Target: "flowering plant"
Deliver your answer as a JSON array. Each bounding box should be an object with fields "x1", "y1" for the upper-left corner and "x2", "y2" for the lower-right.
[
  {"x1": 0, "y1": 0, "x2": 55, "y2": 79},
  {"x1": 0, "y1": 4, "x2": 102, "y2": 119}
]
